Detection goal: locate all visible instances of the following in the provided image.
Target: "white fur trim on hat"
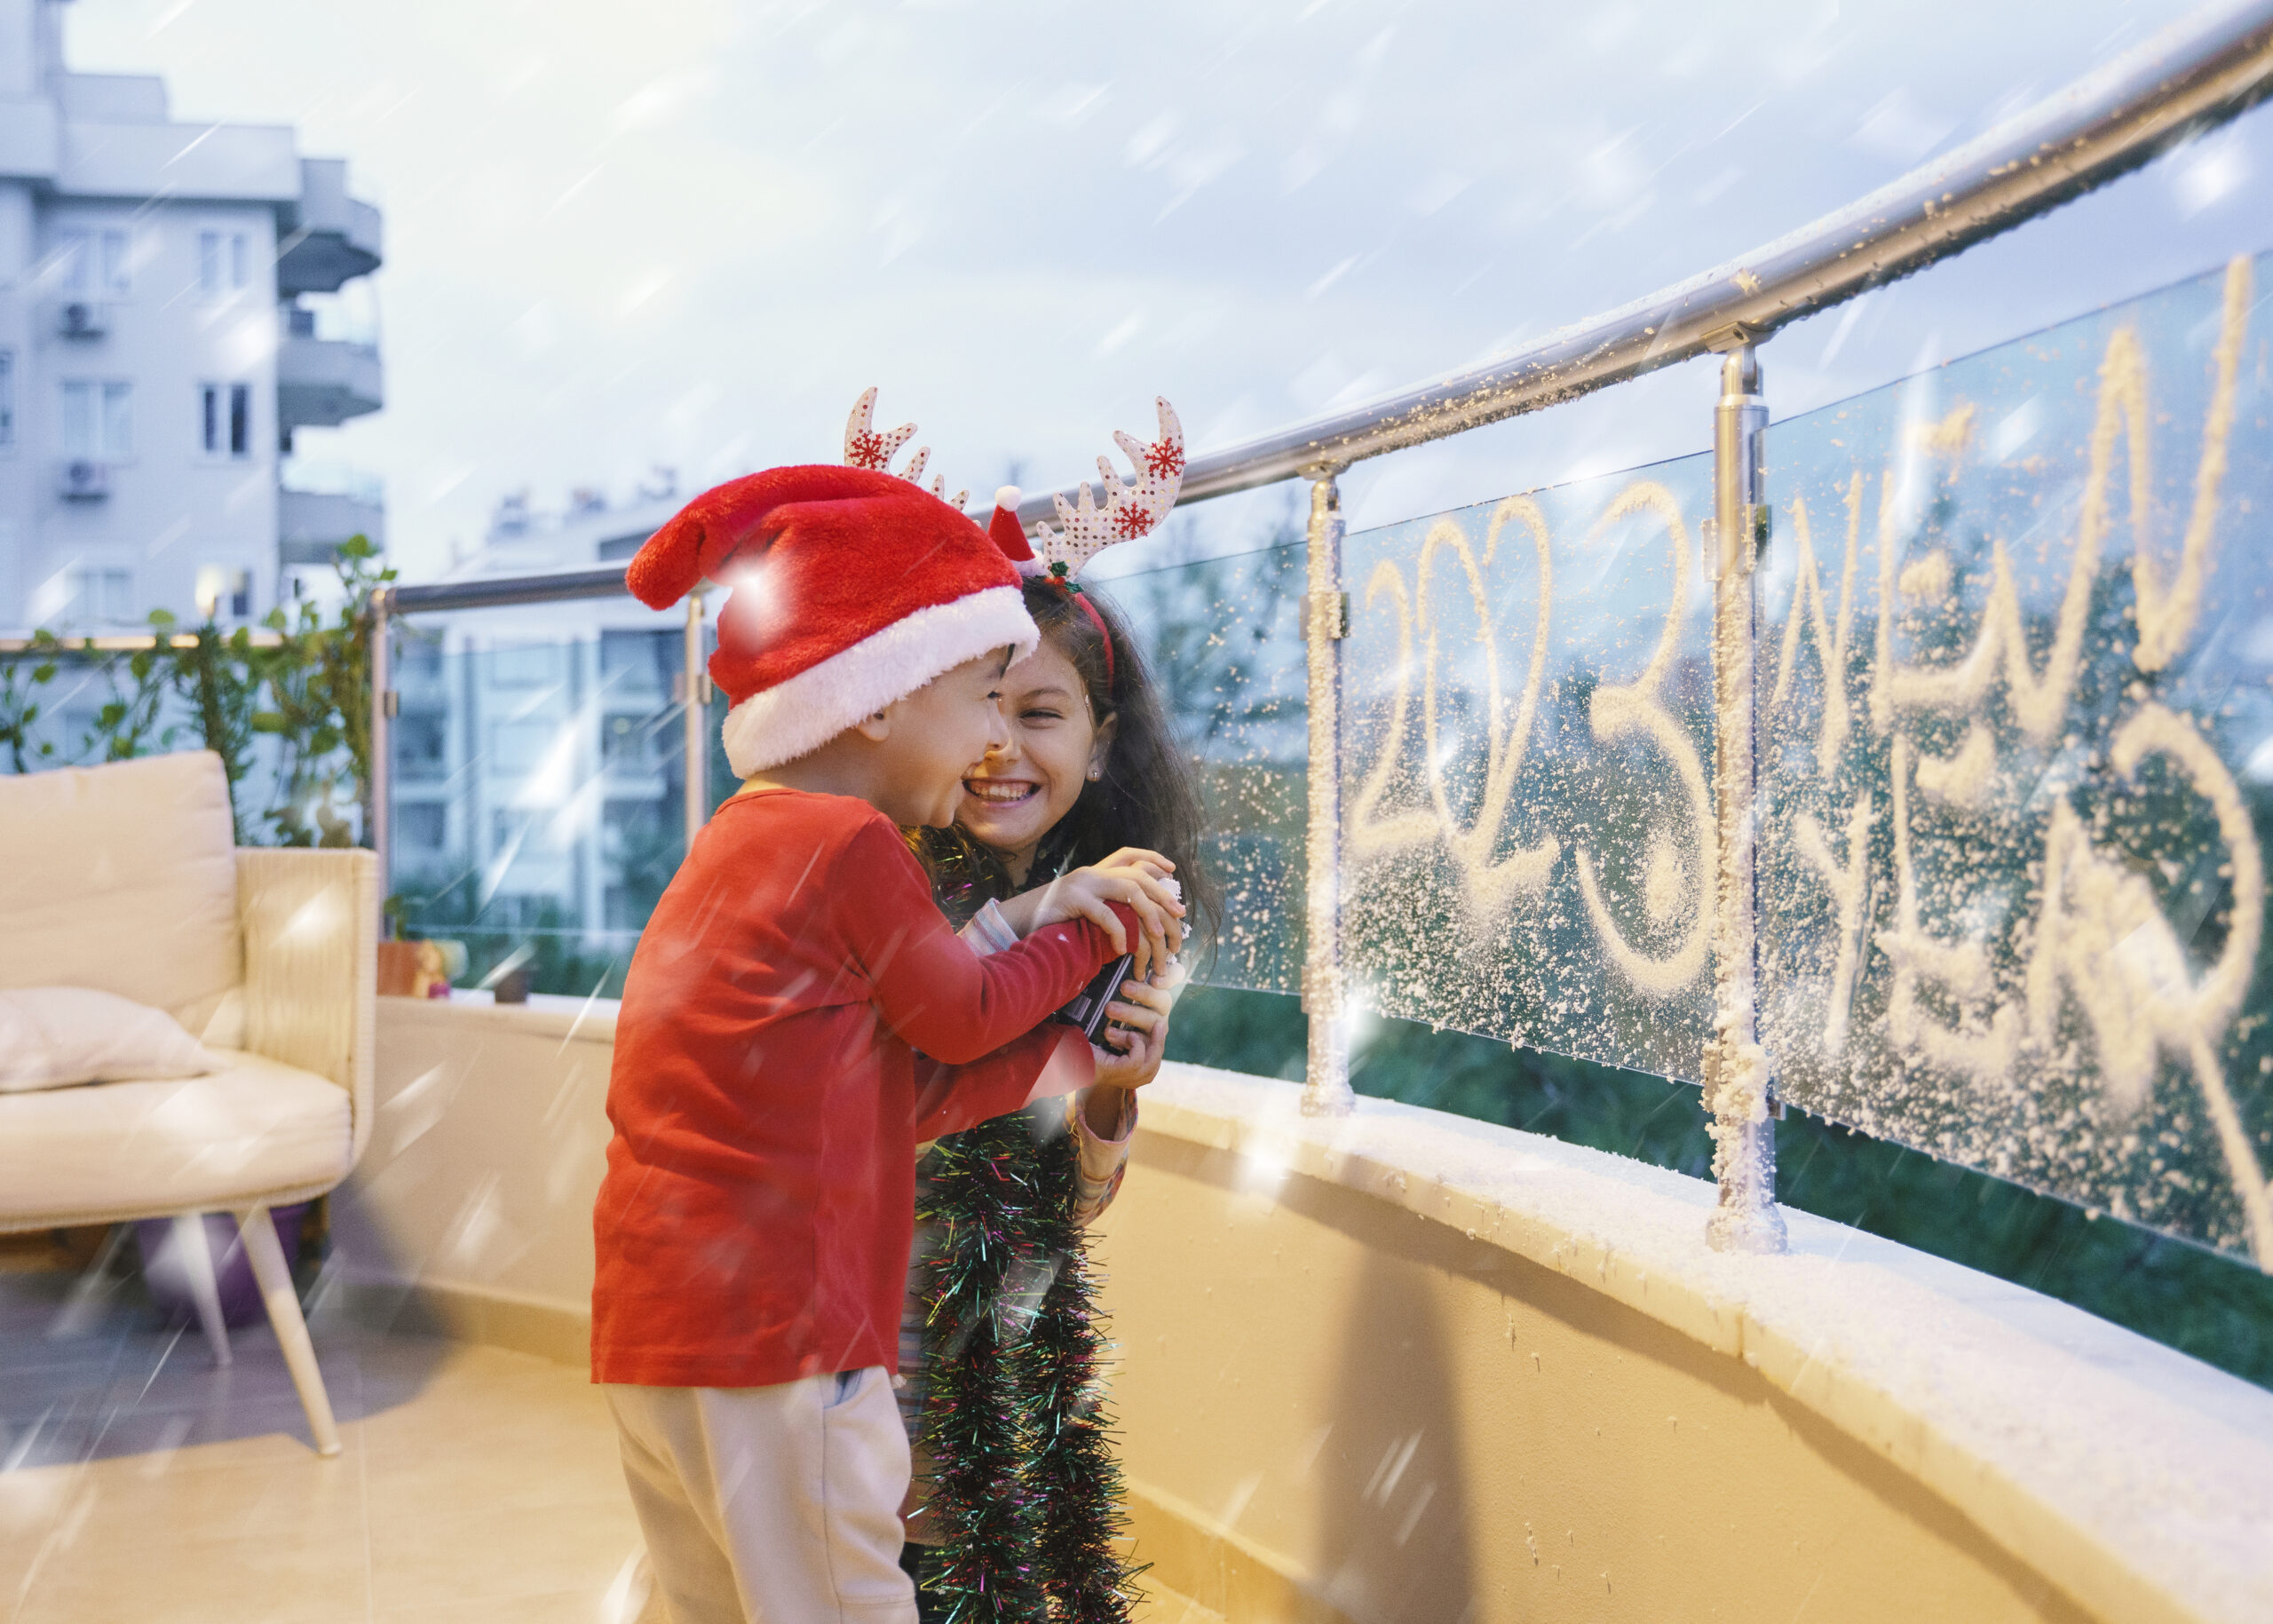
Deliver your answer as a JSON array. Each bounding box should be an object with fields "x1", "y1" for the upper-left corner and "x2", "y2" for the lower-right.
[{"x1": 718, "y1": 585, "x2": 1040, "y2": 777}]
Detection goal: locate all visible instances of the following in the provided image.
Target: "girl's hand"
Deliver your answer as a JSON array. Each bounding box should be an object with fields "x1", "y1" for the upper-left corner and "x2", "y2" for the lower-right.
[
  {"x1": 1006, "y1": 850, "x2": 1185, "y2": 979},
  {"x1": 1088, "y1": 972, "x2": 1177, "y2": 1109}
]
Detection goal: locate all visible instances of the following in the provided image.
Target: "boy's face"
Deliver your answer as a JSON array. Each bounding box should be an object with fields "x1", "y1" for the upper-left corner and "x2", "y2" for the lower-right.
[{"x1": 871, "y1": 651, "x2": 1013, "y2": 828}]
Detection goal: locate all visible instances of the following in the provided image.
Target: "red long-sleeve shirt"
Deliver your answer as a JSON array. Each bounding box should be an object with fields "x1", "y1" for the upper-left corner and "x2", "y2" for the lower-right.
[{"x1": 591, "y1": 787, "x2": 1119, "y2": 1389}]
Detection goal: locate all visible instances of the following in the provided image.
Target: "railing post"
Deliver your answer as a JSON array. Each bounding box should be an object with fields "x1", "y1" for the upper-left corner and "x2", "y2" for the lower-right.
[
  {"x1": 683, "y1": 586, "x2": 710, "y2": 849},
  {"x1": 1704, "y1": 342, "x2": 1787, "y2": 1254},
  {"x1": 367, "y1": 585, "x2": 395, "y2": 910},
  {"x1": 1302, "y1": 469, "x2": 1354, "y2": 1116}
]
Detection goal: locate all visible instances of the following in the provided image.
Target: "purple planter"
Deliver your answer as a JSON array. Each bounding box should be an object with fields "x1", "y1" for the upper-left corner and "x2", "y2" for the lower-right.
[{"x1": 133, "y1": 1205, "x2": 310, "y2": 1329}]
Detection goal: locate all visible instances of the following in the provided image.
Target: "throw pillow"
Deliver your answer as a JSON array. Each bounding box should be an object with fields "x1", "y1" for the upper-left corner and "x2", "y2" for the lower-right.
[{"x1": 0, "y1": 986, "x2": 223, "y2": 1094}]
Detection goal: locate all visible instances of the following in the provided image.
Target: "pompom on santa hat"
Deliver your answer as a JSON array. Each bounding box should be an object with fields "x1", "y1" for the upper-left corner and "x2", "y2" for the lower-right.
[{"x1": 626, "y1": 388, "x2": 1185, "y2": 779}]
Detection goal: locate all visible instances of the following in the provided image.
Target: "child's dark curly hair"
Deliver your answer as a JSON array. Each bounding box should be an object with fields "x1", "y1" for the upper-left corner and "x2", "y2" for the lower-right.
[{"x1": 915, "y1": 574, "x2": 1218, "y2": 960}]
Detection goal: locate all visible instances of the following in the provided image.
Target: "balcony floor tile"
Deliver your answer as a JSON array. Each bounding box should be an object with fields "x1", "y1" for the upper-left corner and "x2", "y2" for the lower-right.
[
  {"x1": 0, "y1": 1264, "x2": 643, "y2": 1624},
  {"x1": 2, "y1": 1264, "x2": 1231, "y2": 1622}
]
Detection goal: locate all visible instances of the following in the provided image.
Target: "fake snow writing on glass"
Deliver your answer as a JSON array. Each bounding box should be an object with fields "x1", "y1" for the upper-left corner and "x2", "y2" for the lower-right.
[
  {"x1": 1758, "y1": 254, "x2": 2272, "y2": 1264},
  {"x1": 1336, "y1": 251, "x2": 2272, "y2": 1263},
  {"x1": 1339, "y1": 458, "x2": 1717, "y2": 1084}
]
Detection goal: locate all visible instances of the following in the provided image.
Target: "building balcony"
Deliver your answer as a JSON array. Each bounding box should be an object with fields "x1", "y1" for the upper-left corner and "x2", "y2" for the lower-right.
[
  {"x1": 279, "y1": 487, "x2": 385, "y2": 566},
  {"x1": 276, "y1": 329, "x2": 383, "y2": 429},
  {"x1": 276, "y1": 156, "x2": 384, "y2": 295}
]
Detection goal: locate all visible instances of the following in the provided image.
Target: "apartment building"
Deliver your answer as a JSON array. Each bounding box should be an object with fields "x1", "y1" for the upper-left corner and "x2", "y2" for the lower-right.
[{"x1": 0, "y1": 0, "x2": 384, "y2": 631}]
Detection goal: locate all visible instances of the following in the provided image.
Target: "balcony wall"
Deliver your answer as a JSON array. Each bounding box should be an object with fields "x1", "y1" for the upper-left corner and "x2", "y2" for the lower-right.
[
  {"x1": 276, "y1": 332, "x2": 383, "y2": 429},
  {"x1": 56, "y1": 116, "x2": 298, "y2": 201},
  {"x1": 333, "y1": 998, "x2": 2273, "y2": 1624},
  {"x1": 278, "y1": 487, "x2": 385, "y2": 564},
  {"x1": 277, "y1": 156, "x2": 383, "y2": 294}
]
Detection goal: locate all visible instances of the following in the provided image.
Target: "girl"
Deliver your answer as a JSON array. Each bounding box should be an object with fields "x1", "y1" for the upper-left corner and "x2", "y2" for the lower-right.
[{"x1": 899, "y1": 570, "x2": 1217, "y2": 1622}]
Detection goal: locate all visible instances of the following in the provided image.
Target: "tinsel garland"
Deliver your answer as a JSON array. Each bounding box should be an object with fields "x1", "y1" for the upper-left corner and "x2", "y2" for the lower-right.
[
  {"x1": 917, "y1": 1113, "x2": 1050, "y2": 1623},
  {"x1": 1022, "y1": 1113, "x2": 1144, "y2": 1621},
  {"x1": 916, "y1": 1108, "x2": 1142, "y2": 1622}
]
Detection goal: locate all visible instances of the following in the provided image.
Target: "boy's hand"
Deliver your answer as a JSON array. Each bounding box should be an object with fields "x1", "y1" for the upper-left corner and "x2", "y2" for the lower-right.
[{"x1": 1020, "y1": 850, "x2": 1185, "y2": 979}]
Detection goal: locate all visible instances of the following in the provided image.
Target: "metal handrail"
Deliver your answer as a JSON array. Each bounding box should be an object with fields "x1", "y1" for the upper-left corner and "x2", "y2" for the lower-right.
[
  {"x1": 1012, "y1": 0, "x2": 2273, "y2": 521},
  {"x1": 378, "y1": 562, "x2": 631, "y2": 617}
]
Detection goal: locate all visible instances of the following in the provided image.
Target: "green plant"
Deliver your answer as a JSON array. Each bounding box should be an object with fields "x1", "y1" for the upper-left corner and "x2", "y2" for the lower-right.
[
  {"x1": 172, "y1": 616, "x2": 265, "y2": 843},
  {"x1": 0, "y1": 539, "x2": 393, "y2": 854},
  {"x1": 87, "y1": 622, "x2": 180, "y2": 764},
  {"x1": 0, "y1": 631, "x2": 62, "y2": 773},
  {"x1": 0, "y1": 625, "x2": 183, "y2": 772},
  {"x1": 253, "y1": 536, "x2": 393, "y2": 848}
]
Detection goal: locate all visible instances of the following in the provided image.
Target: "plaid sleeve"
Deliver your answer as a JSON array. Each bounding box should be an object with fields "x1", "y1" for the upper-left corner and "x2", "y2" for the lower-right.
[
  {"x1": 1066, "y1": 1090, "x2": 1137, "y2": 1228},
  {"x1": 955, "y1": 898, "x2": 1019, "y2": 957}
]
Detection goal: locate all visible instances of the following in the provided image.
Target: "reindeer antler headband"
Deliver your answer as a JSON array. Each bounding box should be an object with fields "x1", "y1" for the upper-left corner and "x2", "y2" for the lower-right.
[
  {"x1": 1025, "y1": 398, "x2": 1185, "y2": 583},
  {"x1": 842, "y1": 390, "x2": 1186, "y2": 693}
]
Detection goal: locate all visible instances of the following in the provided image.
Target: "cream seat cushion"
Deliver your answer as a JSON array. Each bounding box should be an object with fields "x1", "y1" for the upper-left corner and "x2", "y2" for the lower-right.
[
  {"x1": 0, "y1": 751, "x2": 244, "y2": 1044},
  {"x1": 0, "y1": 1049, "x2": 351, "y2": 1225}
]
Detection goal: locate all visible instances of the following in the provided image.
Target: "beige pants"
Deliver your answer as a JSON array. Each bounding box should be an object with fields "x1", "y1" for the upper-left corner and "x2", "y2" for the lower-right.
[{"x1": 606, "y1": 1369, "x2": 915, "y2": 1624}]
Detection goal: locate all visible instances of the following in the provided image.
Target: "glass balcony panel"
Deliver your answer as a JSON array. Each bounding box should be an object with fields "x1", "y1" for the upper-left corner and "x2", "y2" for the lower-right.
[
  {"x1": 1340, "y1": 455, "x2": 1717, "y2": 1081},
  {"x1": 1099, "y1": 543, "x2": 1310, "y2": 995},
  {"x1": 388, "y1": 609, "x2": 694, "y2": 999},
  {"x1": 1757, "y1": 249, "x2": 2273, "y2": 1258}
]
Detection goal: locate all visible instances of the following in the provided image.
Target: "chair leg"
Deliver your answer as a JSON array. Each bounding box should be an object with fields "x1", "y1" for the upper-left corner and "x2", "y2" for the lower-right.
[
  {"x1": 238, "y1": 1205, "x2": 342, "y2": 1458},
  {"x1": 170, "y1": 1213, "x2": 232, "y2": 1368}
]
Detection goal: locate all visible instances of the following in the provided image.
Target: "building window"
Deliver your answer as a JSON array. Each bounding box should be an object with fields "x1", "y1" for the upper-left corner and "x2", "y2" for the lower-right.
[
  {"x1": 600, "y1": 629, "x2": 669, "y2": 692},
  {"x1": 60, "y1": 381, "x2": 132, "y2": 459},
  {"x1": 490, "y1": 719, "x2": 556, "y2": 775},
  {"x1": 603, "y1": 713, "x2": 660, "y2": 773},
  {"x1": 199, "y1": 383, "x2": 252, "y2": 457},
  {"x1": 66, "y1": 567, "x2": 133, "y2": 624},
  {"x1": 398, "y1": 803, "x2": 447, "y2": 849},
  {"x1": 492, "y1": 807, "x2": 560, "y2": 854},
  {"x1": 197, "y1": 230, "x2": 249, "y2": 297},
  {"x1": 0, "y1": 350, "x2": 13, "y2": 448},
  {"x1": 394, "y1": 712, "x2": 447, "y2": 780},
  {"x1": 194, "y1": 565, "x2": 254, "y2": 621},
  {"x1": 55, "y1": 229, "x2": 131, "y2": 297},
  {"x1": 490, "y1": 645, "x2": 559, "y2": 688}
]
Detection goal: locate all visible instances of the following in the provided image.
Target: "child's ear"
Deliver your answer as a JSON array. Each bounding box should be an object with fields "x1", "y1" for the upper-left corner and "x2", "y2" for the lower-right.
[
  {"x1": 855, "y1": 708, "x2": 892, "y2": 743},
  {"x1": 1089, "y1": 711, "x2": 1119, "y2": 780}
]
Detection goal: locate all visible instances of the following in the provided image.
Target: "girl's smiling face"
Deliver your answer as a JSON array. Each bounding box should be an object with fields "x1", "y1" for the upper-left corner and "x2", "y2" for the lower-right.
[{"x1": 959, "y1": 634, "x2": 1115, "y2": 879}]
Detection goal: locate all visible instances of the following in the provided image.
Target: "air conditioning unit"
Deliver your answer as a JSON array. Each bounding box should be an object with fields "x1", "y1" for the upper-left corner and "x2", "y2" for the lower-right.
[
  {"x1": 56, "y1": 300, "x2": 109, "y2": 339},
  {"x1": 57, "y1": 459, "x2": 112, "y2": 500}
]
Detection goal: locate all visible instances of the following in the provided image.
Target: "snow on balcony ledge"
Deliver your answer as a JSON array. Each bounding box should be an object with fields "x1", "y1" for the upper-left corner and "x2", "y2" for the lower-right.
[{"x1": 1133, "y1": 1065, "x2": 2273, "y2": 1624}]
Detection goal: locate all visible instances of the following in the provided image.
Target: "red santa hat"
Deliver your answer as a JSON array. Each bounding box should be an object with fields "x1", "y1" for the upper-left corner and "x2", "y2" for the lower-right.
[{"x1": 626, "y1": 432, "x2": 1036, "y2": 778}]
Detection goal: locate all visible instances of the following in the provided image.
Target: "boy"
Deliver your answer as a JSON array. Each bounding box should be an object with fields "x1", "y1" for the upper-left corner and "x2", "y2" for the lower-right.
[{"x1": 595, "y1": 461, "x2": 1160, "y2": 1622}]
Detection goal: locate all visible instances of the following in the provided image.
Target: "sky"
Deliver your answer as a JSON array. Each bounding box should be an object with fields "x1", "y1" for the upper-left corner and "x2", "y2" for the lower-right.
[{"x1": 59, "y1": 0, "x2": 2273, "y2": 580}]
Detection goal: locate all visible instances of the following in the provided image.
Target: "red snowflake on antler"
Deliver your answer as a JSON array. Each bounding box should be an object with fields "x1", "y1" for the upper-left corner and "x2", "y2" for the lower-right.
[
  {"x1": 1032, "y1": 398, "x2": 1185, "y2": 580},
  {"x1": 1142, "y1": 437, "x2": 1185, "y2": 480},
  {"x1": 841, "y1": 388, "x2": 967, "y2": 510}
]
